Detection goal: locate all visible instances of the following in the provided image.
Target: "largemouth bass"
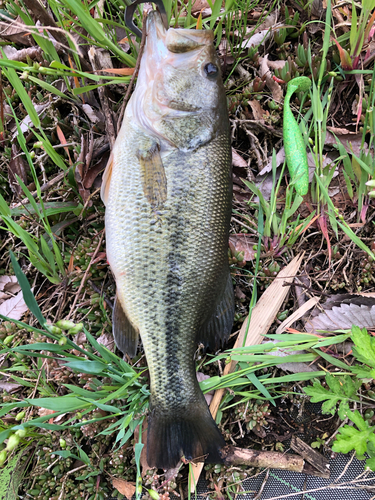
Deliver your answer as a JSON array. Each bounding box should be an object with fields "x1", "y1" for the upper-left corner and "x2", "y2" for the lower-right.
[{"x1": 101, "y1": 7, "x2": 234, "y2": 469}]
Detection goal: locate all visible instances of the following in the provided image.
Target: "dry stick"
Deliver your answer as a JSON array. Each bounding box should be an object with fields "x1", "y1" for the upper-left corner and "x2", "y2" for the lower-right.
[
  {"x1": 190, "y1": 254, "x2": 304, "y2": 491},
  {"x1": 117, "y1": 14, "x2": 148, "y2": 134},
  {"x1": 66, "y1": 231, "x2": 105, "y2": 320},
  {"x1": 221, "y1": 446, "x2": 304, "y2": 472},
  {"x1": 253, "y1": 469, "x2": 270, "y2": 500},
  {"x1": 11, "y1": 171, "x2": 66, "y2": 207},
  {"x1": 88, "y1": 48, "x2": 117, "y2": 149},
  {"x1": 290, "y1": 436, "x2": 329, "y2": 477}
]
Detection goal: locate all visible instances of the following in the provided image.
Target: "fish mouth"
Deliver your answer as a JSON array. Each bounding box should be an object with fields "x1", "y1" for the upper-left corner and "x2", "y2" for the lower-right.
[{"x1": 145, "y1": 10, "x2": 214, "y2": 58}]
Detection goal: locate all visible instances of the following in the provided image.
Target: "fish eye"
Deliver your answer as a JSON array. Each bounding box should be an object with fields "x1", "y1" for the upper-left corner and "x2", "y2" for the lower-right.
[{"x1": 204, "y1": 63, "x2": 218, "y2": 79}]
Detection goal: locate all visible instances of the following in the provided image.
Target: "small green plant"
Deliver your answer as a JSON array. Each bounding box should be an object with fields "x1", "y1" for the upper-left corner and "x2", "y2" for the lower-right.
[
  {"x1": 0, "y1": 254, "x2": 149, "y2": 467},
  {"x1": 274, "y1": 6, "x2": 299, "y2": 46},
  {"x1": 242, "y1": 151, "x2": 314, "y2": 251},
  {"x1": 332, "y1": 410, "x2": 375, "y2": 470},
  {"x1": 304, "y1": 325, "x2": 375, "y2": 471},
  {"x1": 336, "y1": 65, "x2": 375, "y2": 221},
  {"x1": 333, "y1": 0, "x2": 375, "y2": 71}
]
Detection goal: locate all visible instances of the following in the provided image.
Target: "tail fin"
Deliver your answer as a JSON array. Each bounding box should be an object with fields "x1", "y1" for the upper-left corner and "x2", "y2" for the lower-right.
[{"x1": 147, "y1": 404, "x2": 225, "y2": 469}]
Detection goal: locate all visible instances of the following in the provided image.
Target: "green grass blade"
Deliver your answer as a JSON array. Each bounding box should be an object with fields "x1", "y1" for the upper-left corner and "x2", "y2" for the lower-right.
[
  {"x1": 9, "y1": 252, "x2": 46, "y2": 327},
  {"x1": 2, "y1": 65, "x2": 40, "y2": 128}
]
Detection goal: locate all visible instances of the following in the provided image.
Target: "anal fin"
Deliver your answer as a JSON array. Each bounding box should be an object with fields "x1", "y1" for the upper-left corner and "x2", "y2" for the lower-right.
[
  {"x1": 113, "y1": 295, "x2": 139, "y2": 357},
  {"x1": 197, "y1": 270, "x2": 234, "y2": 350}
]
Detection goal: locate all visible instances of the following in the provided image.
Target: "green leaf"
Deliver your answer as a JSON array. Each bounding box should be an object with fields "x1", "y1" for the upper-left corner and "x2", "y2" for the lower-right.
[
  {"x1": 28, "y1": 75, "x2": 74, "y2": 100},
  {"x1": 83, "y1": 328, "x2": 123, "y2": 366},
  {"x1": 77, "y1": 445, "x2": 91, "y2": 466},
  {"x1": 53, "y1": 450, "x2": 82, "y2": 462},
  {"x1": 0, "y1": 193, "x2": 11, "y2": 216},
  {"x1": 32, "y1": 130, "x2": 67, "y2": 171},
  {"x1": 13, "y1": 343, "x2": 67, "y2": 352},
  {"x1": 304, "y1": 380, "x2": 341, "y2": 414},
  {"x1": 1, "y1": 64, "x2": 40, "y2": 128},
  {"x1": 351, "y1": 365, "x2": 373, "y2": 378},
  {"x1": 63, "y1": 384, "x2": 107, "y2": 399},
  {"x1": 351, "y1": 326, "x2": 375, "y2": 368},
  {"x1": 315, "y1": 349, "x2": 354, "y2": 371},
  {"x1": 63, "y1": 360, "x2": 107, "y2": 374},
  {"x1": 304, "y1": 374, "x2": 359, "y2": 416},
  {"x1": 366, "y1": 456, "x2": 375, "y2": 471},
  {"x1": 332, "y1": 410, "x2": 374, "y2": 456},
  {"x1": 25, "y1": 396, "x2": 91, "y2": 412},
  {"x1": 245, "y1": 371, "x2": 276, "y2": 406},
  {"x1": 15, "y1": 176, "x2": 41, "y2": 218},
  {"x1": 9, "y1": 252, "x2": 46, "y2": 327},
  {"x1": 80, "y1": 399, "x2": 120, "y2": 414},
  {"x1": 11, "y1": 201, "x2": 78, "y2": 218}
]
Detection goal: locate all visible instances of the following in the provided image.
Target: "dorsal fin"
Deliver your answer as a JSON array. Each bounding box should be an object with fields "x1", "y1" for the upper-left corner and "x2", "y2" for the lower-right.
[{"x1": 197, "y1": 270, "x2": 234, "y2": 350}]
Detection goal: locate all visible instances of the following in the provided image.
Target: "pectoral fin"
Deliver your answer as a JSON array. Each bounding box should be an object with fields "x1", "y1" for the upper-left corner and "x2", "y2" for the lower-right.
[
  {"x1": 113, "y1": 294, "x2": 139, "y2": 357},
  {"x1": 197, "y1": 270, "x2": 235, "y2": 350},
  {"x1": 137, "y1": 140, "x2": 167, "y2": 209}
]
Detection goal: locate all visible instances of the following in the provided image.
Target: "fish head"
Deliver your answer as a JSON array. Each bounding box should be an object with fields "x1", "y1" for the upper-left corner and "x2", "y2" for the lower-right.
[{"x1": 128, "y1": 11, "x2": 228, "y2": 152}]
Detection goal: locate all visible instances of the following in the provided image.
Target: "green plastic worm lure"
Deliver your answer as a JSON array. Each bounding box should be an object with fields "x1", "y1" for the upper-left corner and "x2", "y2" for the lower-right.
[{"x1": 283, "y1": 76, "x2": 312, "y2": 196}]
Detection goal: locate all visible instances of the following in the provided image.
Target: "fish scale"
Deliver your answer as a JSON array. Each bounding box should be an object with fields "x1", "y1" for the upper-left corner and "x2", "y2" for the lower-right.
[{"x1": 102, "y1": 9, "x2": 234, "y2": 469}]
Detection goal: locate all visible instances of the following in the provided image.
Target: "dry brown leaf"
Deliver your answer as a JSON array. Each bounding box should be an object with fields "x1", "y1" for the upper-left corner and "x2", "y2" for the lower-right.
[
  {"x1": 9, "y1": 144, "x2": 28, "y2": 196},
  {"x1": 232, "y1": 148, "x2": 247, "y2": 168},
  {"x1": 327, "y1": 126, "x2": 357, "y2": 135},
  {"x1": 112, "y1": 479, "x2": 136, "y2": 499},
  {"x1": 263, "y1": 59, "x2": 286, "y2": 70},
  {"x1": 311, "y1": 0, "x2": 324, "y2": 17},
  {"x1": 83, "y1": 153, "x2": 109, "y2": 190},
  {"x1": 97, "y1": 332, "x2": 115, "y2": 352},
  {"x1": 325, "y1": 131, "x2": 367, "y2": 156},
  {"x1": 258, "y1": 147, "x2": 285, "y2": 176},
  {"x1": 0, "y1": 382, "x2": 22, "y2": 393},
  {"x1": 190, "y1": 0, "x2": 210, "y2": 13},
  {"x1": 3, "y1": 282, "x2": 21, "y2": 294},
  {"x1": 0, "y1": 276, "x2": 18, "y2": 291},
  {"x1": 242, "y1": 28, "x2": 272, "y2": 49},
  {"x1": 2, "y1": 45, "x2": 43, "y2": 62},
  {"x1": 305, "y1": 294, "x2": 375, "y2": 334},
  {"x1": 0, "y1": 16, "x2": 34, "y2": 46},
  {"x1": 0, "y1": 290, "x2": 29, "y2": 320},
  {"x1": 38, "y1": 408, "x2": 56, "y2": 417},
  {"x1": 82, "y1": 104, "x2": 104, "y2": 125},
  {"x1": 229, "y1": 234, "x2": 256, "y2": 261},
  {"x1": 75, "y1": 135, "x2": 91, "y2": 204},
  {"x1": 248, "y1": 99, "x2": 265, "y2": 121},
  {"x1": 74, "y1": 330, "x2": 87, "y2": 345},
  {"x1": 260, "y1": 55, "x2": 283, "y2": 102},
  {"x1": 97, "y1": 67, "x2": 135, "y2": 75}
]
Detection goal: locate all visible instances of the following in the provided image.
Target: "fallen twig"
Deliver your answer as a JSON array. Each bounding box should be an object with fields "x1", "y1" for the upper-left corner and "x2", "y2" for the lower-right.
[{"x1": 221, "y1": 445, "x2": 304, "y2": 472}]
